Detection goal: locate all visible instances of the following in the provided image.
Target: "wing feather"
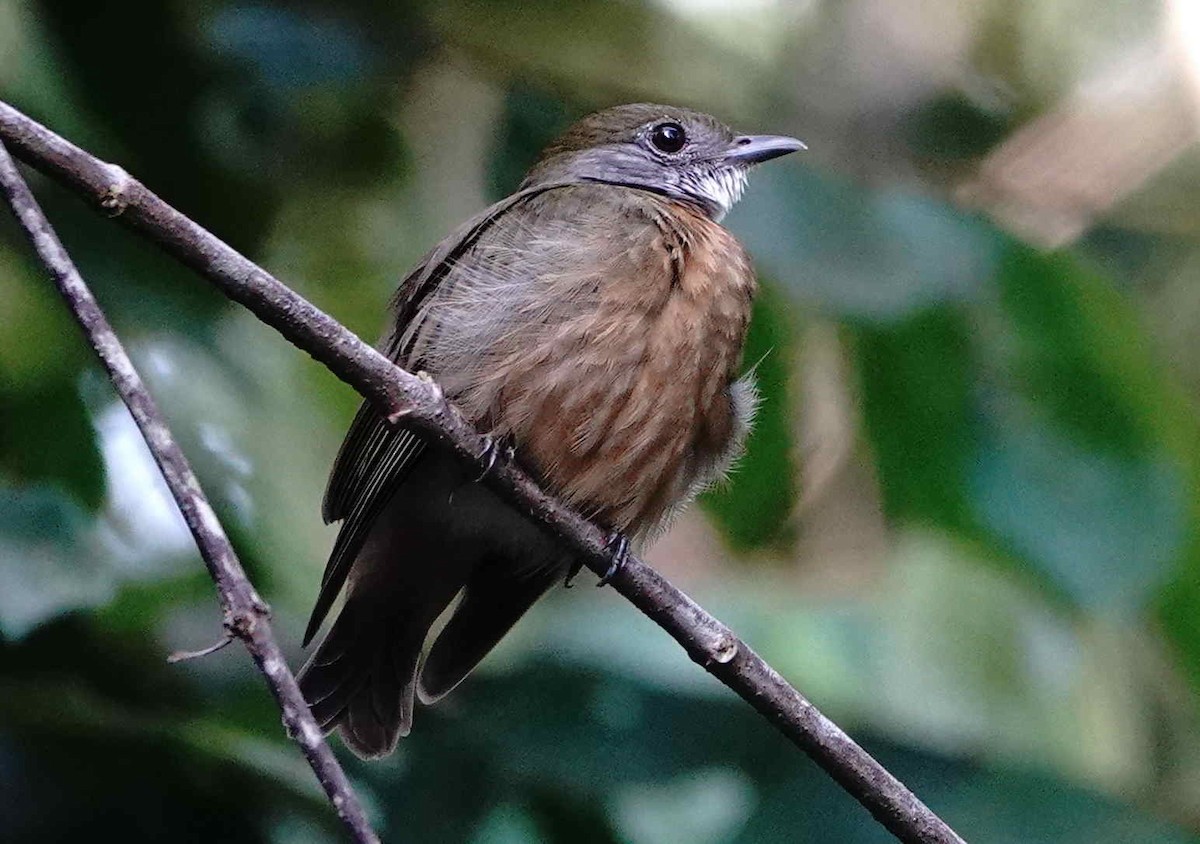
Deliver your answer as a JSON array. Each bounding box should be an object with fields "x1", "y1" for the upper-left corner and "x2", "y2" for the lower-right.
[{"x1": 305, "y1": 184, "x2": 567, "y2": 646}]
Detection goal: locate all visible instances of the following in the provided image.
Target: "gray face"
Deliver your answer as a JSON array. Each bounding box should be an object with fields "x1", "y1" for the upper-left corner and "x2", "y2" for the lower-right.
[{"x1": 521, "y1": 104, "x2": 804, "y2": 220}]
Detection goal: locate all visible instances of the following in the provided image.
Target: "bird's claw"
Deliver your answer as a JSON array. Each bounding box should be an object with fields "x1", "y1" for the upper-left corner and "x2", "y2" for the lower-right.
[
  {"x1": 474, "y1": 434, "x2": 514, "y2": 482},
  {"x1": 563, "y1": 559, "x2": 584, "y2": 588},
  {"x1": 562, "y1": 532, "x2": 629, "y2": 588},
  {"x1": 597, "y1": 532, "x2": 630, "y2": 587}
]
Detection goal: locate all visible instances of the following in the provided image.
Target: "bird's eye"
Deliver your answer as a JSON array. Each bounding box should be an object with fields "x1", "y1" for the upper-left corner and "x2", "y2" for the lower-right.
[{"x1": 649, "y1": 122, "x2": 687, "y2": 154}]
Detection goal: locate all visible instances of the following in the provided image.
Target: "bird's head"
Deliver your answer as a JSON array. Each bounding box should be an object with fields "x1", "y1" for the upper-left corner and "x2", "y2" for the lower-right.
[{"x1": 521, "y1": 103, "x2": 804, "y2": 220}]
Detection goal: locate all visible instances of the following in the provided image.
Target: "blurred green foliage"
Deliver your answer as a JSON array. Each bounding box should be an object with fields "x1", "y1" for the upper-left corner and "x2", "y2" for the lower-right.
[{"x1": 3, "y1": 0, "x2": 1200, "y2": 842}]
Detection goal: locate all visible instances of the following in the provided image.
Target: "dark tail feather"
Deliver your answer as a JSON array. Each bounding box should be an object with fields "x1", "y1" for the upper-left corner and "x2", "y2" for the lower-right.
[
  {"x1": 417, "y1": 561, "x2": 560, "y2": 705},
  {"x1": 299, "y1": 593, "x2": 437, "y2": 759}
]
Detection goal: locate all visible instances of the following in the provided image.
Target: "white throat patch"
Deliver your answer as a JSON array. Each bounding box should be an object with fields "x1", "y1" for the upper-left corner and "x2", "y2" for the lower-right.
[{"x1": 692, "y1": 167, "x2": 748, "y2": 221}]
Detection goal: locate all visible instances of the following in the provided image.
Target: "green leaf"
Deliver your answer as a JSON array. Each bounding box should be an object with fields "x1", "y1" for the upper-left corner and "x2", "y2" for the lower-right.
[
  {"x1": 0, "y1": 244, "x2": 104, "y2": 510},
  {"x1": 727, "y1": 168, "x2": 1001, "y2": 321},
  {"x1": 997, "y1": 246, "x2": 1153, "y2": 456},
  {"x1": 904, "y1": 92, "x2": 1013, "y2": 161},
  {"x1": 977, "y1": 245, "x2": 1191, "y2": 611},
  {"x1": 853, "y1": 306, "x2": 975, "y2": 529},
  {"x1": 0, "y1": 374, "x2": 106, "y2": 511},
  {"x1": 970, "y1": 406, "x2": 1184, "y2": 613},
  {"x1": 852, "y1": 246, "x2": 1193, "y2": 615}
]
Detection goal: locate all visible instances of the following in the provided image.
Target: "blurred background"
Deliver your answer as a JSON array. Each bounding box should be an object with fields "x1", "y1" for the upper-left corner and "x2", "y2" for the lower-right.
[{"x1": 2, "y1": 0, "x2": 1200, "y2": 841}]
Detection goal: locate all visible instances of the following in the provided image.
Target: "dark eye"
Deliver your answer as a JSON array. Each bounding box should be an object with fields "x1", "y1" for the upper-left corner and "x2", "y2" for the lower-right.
[{"x1": 649, "y1": 122, "x2": 687, "y2": 154}]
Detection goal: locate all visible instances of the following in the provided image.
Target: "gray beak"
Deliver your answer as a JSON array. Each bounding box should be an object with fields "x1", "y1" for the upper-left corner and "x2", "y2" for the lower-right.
[{"x1": 725, "y1": 134, "x2": 806, "y2": 165}]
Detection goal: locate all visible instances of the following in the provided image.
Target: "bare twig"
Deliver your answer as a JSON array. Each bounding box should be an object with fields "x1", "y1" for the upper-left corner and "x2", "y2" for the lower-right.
[
  {"x1": 0, "y1": 138, "x2": 381, "y2": 844},
  {"x1": 0, "y1": 99, "x2": 966, "y2": 844},
  {"x1": 166, "y1": 631, "x2": 236, "y2": 664}
]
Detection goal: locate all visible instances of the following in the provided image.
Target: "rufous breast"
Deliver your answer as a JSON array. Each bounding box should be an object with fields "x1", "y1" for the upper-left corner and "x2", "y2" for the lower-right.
[{"x1": 481, "y1": 190, "x2": 756, "y2": 535}]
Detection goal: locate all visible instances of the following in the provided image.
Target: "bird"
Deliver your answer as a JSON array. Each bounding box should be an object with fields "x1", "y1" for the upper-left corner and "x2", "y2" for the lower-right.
[{"x1": 297, "y1": 103, "x2": 803, "y2": 758}]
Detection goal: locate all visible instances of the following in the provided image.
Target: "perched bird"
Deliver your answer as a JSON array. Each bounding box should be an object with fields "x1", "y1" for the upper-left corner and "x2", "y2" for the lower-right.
[{"x1": 298, "y1": 103, "x2": 803, "y2": 758}]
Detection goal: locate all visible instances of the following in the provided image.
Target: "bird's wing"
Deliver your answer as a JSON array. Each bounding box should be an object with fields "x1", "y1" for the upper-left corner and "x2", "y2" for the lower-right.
[{"x1": 304, "y1": 184, "x2": 565, "y2": 646}]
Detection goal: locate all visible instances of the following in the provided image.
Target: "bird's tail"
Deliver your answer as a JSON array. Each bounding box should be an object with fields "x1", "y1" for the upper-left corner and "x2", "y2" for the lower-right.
[
  {"x1": 298, "y1": 546, "x2": 562, "y2": 757},
  {"x1": 418, "y1": 558, "x2": 561, "y2": 704},
  {"x1": 298, "y1": 588, "x2": 438, "y2": 758},
  {"x1": 297, "y1": 515, "x2": 474, "y2": 757}
]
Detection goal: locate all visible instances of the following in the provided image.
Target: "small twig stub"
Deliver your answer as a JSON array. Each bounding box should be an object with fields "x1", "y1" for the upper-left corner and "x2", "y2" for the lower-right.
[{"x1": 167, "y1": 632, "x2": 236, "y2": 664}]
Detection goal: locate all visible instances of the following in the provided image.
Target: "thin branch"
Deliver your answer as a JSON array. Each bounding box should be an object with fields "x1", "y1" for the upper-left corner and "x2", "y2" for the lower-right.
[
  {"x1": 166, "y1": 631, "x2": 236, "y2": 664},
  {"x1": 0, "y1": 99, "x2": 966, "y2": 844},
  {"x1": 0, "y1": 138, "x2": 381, "y2": 844}
]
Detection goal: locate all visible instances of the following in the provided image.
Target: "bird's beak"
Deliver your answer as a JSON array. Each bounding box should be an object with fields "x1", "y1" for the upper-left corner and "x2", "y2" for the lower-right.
[{"x1": 725, "y1": 134, "x2": 806, "y2": 165}]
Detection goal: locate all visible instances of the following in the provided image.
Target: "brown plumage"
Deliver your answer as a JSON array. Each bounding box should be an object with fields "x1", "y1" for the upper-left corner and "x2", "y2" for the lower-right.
[{"x1": 297, "y1": 103, "x2": 803, "y2": 758}]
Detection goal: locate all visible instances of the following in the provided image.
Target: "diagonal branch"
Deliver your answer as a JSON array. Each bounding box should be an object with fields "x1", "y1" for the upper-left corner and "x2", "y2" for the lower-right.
[
  {"x1": 0, "y1": 99, "x2": 966, "y2": 844},
  {"x1": 0, "y1": 138, "x2": 381, "y2": 844}
]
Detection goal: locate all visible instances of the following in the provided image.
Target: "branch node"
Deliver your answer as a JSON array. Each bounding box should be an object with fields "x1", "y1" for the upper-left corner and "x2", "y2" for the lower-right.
[
  {"x1": 164, "y1": 597, "x2": 269, "y2": 664},
  {"x1": 99, "y1": 164, "x2": 131, "y2": 217},
  {"x1": 228, "y1": 607, "x2": 262, "y2": 638},
  {"x1": 711, "y1": 636, "x2": 739, "y2": 665}
]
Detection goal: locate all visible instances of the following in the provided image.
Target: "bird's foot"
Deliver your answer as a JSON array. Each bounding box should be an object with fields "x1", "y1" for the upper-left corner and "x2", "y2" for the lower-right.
[
  {"x1": 563, "y1": 532, "x2": 629, "y2": 588},
  {"x1": 474, "y1": 434, "x2": 515, "y2": 482},
  {"x1": 563, "y1": 559, "x2": 584, "y2": 589},
  {"x1": 597, "y1": 531, "x2": 630, "y2": 587}
]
